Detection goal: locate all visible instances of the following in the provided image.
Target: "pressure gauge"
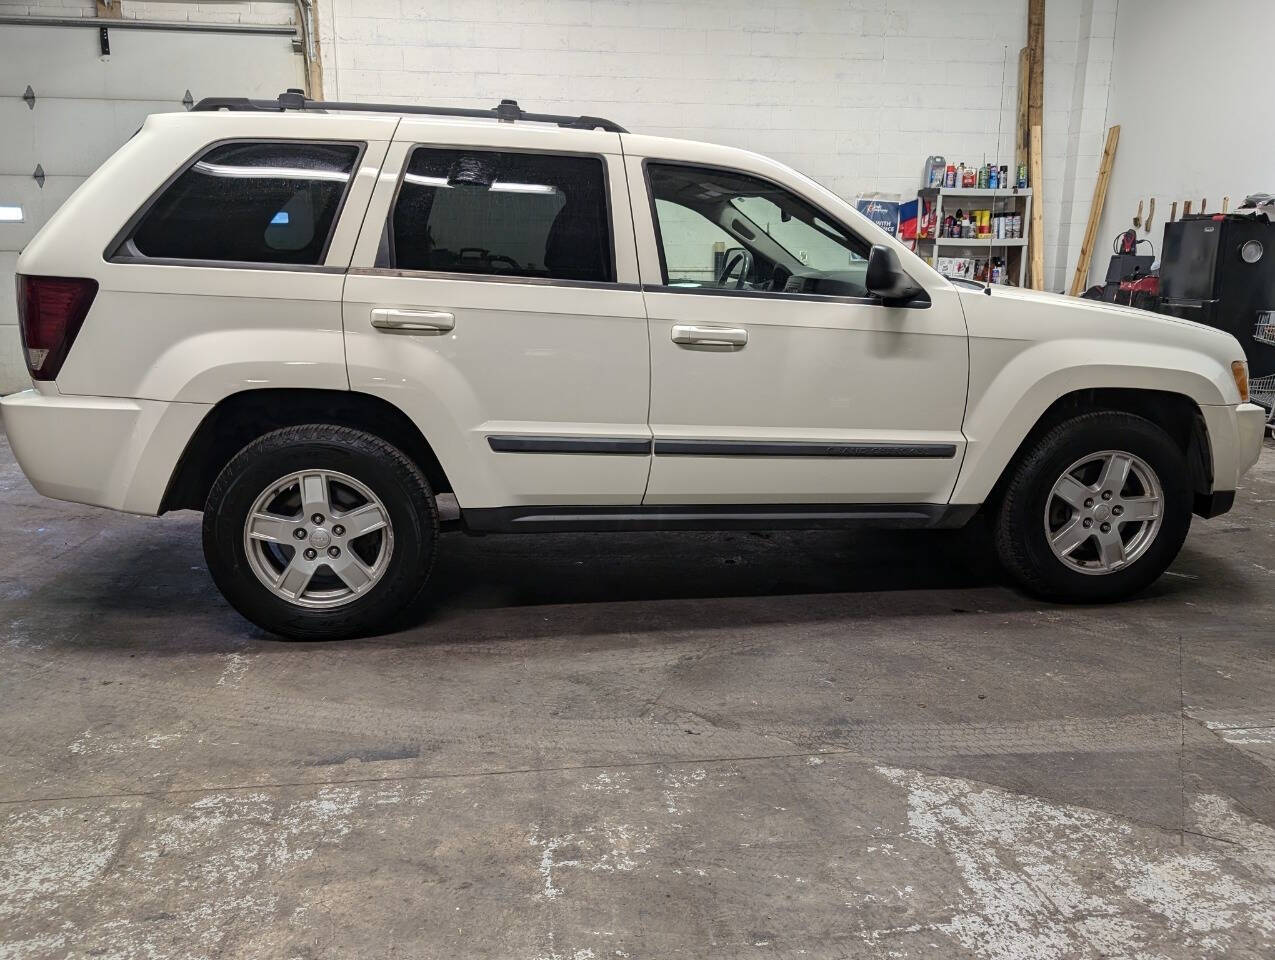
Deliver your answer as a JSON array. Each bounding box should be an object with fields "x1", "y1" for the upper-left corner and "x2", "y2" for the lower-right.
[{"x1": 1241, "y1": 239, "x2": 1264, "y2": 264}]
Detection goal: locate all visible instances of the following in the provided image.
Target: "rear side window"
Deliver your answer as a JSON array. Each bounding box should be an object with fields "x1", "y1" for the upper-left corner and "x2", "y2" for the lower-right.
[
  {"x1": 388, "y1": 147, "x2": 613, "y2": 283},
  {"x1": 124, "y1": 140, "x2": 361, "y2": 265}
]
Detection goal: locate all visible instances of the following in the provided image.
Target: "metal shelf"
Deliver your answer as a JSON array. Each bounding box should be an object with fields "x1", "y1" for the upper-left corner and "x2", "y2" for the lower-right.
[
  {"x1": 920, "y1": 187, "x2": 1032, "y2": 198},
  {"x1": 925, "y1": 237, "x2": 1028, "y2": 248}
]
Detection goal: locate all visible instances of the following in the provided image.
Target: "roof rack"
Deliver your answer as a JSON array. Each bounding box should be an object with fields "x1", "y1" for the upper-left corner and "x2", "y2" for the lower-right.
[{"x1": 191, "y1": 89, "x2": 628, "y2": 133}]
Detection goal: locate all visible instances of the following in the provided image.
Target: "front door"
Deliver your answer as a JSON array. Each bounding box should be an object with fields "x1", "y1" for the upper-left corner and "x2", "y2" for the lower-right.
[
  {"x1": 343, "y1": 123, "x2": 650, "y2": 515},
  {"x1": 626, "y1": 149, "x2": 970, "y2": 508}
]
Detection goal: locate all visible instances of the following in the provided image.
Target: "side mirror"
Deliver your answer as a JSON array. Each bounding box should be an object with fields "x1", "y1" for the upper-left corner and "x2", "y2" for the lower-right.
[{"x1": 865, "y1": 244, "x2": 924, "y2": 304}]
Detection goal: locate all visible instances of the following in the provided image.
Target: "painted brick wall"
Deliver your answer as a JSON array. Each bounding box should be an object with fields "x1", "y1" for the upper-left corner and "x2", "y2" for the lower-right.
[
  {"x1": 1, "y1": 0, "x2": 1115, "y2": 289},
  {"x1": 316, "y1": 0, "x2": 1114, "y2": 291}
]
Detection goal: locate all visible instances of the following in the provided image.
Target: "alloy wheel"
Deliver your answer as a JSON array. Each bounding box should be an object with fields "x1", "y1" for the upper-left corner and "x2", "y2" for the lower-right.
[
  {"x1": 1043, "y1": 449, "x2": 1163, "y2": 576},
  {"x1": 243, "y1": 469, "x2": 394, "y2": 608}
]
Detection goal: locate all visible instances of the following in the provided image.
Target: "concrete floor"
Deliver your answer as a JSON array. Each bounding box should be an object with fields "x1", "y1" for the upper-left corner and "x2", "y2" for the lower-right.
[{"x1": 2, "y1": 427, "x2": 1275, "y2": 960}]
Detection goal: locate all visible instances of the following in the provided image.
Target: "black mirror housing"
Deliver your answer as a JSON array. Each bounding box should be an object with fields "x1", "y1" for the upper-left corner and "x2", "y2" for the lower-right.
[{"x1": 865, "y1": 244, "x2": 924, "y2": 304}]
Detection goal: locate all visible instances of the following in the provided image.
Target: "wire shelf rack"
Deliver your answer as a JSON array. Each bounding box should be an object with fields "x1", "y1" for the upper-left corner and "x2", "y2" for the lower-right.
[
  {"x1": 1251, "y1": 373, "x2": 1275, "y2": 410},
  {"x1": 1255, "y1": 311, "x2": 1275, "y2": 348}
]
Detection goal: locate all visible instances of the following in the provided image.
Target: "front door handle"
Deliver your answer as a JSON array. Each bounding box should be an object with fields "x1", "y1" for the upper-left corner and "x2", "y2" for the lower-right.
[
  {"x1": 370, "y1": 308, "x2": 455, "y2": 333},
  {"x1": 670, "y1": 324, "x2": 748, "y2": 347}
]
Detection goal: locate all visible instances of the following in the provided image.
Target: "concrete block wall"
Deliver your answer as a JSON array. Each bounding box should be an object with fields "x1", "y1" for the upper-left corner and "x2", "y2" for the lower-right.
[
  {"x1": 0, "y1": 0, "x2": 1117, "y2": 294},
  {"x1": 317, "y1": 0, "x2": 1112, "y2": 291}
]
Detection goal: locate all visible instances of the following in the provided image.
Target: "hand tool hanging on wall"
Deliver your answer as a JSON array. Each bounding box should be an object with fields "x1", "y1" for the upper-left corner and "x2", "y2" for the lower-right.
[
  {"x1": 1145, "y1": 198, "x2": 1155, "y2": 234},
  {"x1": 1170, "y1": 201, "x2": 1177, "y2": 223},
  {"x1": 1133, "y1": 199, "x2": 1143, "y2": 229}
]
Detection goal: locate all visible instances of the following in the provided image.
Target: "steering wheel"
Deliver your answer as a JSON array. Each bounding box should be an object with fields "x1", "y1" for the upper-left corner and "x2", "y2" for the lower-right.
[
  {"x1": 717, "y1": 248, "x2": 754, "y2": 289},
  {"x1": 458, "y1": 247, "x2": 522, "y2": 272}
]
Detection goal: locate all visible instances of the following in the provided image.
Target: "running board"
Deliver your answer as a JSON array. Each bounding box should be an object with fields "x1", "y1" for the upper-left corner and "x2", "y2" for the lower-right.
[{"x1": 460, "y1": 503, "x2": 979, "y2": 534}]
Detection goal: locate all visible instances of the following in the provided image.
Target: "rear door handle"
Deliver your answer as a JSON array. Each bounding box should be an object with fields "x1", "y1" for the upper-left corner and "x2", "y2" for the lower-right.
[
  {"x1": 370, "y1": 308, "x2": 455, "y2": 333},
  {"x1": 670, "y1": 324, "x2": 748, "y2": 347}
]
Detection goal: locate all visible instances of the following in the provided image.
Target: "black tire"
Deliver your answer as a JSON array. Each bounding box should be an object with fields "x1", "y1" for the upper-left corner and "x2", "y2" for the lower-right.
[
  {"x1": 202, "y1": 425, "x2": 438, "y2": 640},
  {"x1": 994, "y1": 411, "x2": 1193, "y2": 602}
]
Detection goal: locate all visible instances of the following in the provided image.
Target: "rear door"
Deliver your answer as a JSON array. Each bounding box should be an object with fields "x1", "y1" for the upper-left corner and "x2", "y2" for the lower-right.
[{"x1": 343, "y1": 122, "x2": 650, "y2": 517}]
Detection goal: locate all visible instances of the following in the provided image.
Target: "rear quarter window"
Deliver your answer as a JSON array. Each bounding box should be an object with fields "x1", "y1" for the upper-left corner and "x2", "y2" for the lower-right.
[{"x1": 120, "y1": 140, "x2": 362, "y2": 266}]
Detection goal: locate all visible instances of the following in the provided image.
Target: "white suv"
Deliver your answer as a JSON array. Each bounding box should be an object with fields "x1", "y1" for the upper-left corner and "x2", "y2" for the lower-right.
[{"x1": 3, "y1": 92, "x2": 1265, "y2": 639}]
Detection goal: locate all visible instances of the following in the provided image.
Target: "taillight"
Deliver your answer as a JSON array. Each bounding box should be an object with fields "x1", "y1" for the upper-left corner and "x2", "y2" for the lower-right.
[{"x1": 16, "y1": 275, "x2": 98, "y2": 381}]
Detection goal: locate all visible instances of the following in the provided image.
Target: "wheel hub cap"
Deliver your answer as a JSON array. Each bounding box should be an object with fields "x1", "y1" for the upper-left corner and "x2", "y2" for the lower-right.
[
  {"x1": 243, "y1": 469, "x2": 394, "y2": 608},
  {"x1": 1043, "y1": 449, "x2": 1163, "y2": 576}
]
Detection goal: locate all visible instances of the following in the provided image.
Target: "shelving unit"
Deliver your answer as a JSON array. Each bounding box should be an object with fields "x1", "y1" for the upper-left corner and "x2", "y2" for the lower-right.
[{"x1": 916, "y1": 187, "x2": 1033, "y2": 287}]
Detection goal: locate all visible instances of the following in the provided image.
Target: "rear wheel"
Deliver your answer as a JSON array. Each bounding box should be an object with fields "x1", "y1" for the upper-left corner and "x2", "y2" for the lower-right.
[
  {"x1": 994, "y1": 412, "x2": 1193, "y2": 602},
  {"x1": 203, "y1": 425, "x2": 438, "y2": 640}
]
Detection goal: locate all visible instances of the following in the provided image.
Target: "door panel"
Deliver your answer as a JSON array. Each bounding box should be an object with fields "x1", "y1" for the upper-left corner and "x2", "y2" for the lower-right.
[
  {"x1": 343, "y1": 131, "x2": 650, "y2": 510},
  {"x1": 641, "y1": 288, "x2": 969, "y2": 503},
  {"x1": 625, "y1": 150, "x2": 970, "y2": 506}
]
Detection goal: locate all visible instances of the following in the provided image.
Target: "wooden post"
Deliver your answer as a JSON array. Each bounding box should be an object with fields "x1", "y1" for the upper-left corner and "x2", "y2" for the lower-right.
[
  {"x1": 302, "y1": 1, "x2": 325, "y2": 99},
  {"x1": 1015, "y1": 47, "x2": 1030, "y2": 173},
  {"x1": 1027, "y1": 0, "x2": 1045, "y2": 133},
  {"x1": 1068, "y1": 124, "x2": 1120, "y2": 296},
  {"x1": 1026, "y1": 0, "x2": 1046, "y2": 288},
  {"x1": 1030, "y1": 124, "x2": 1045, "y2": 289}
]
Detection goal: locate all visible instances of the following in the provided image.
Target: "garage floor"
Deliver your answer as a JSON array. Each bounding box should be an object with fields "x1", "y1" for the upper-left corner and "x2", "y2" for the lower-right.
[{"x1": 2, "y1": 427, "x2": 1274, "y2": 959}]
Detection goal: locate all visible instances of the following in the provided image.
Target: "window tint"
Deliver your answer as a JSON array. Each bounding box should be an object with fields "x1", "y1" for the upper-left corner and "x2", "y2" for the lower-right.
[
  {"x1": 128, "y1": 141, "x2": 360, "y2": 265},
  {"x1": 647, "y1": 163, "x2": 870, "y2": 298},
  {"x1": 389, "y1": 147, "x2": 613, "y2": 282}
]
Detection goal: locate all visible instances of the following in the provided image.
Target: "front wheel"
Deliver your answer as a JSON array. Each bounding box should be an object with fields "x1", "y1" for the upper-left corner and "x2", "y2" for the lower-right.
[
  {"x1": 994, "y1": 411, "x2": 1193, "y2": 602},
  {"x1": 202, "y1": 425, "x2": 439, "y2": 640}
]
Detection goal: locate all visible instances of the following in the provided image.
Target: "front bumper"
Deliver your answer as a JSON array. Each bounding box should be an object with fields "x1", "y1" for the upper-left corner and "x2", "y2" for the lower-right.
[
  {"x1": 1192, "y1": 402, "x2": 1266, "y2": 518},
  {"x1": 0, "y1": 388, "x2": 209, "y2": 515},
  {"x1": 1235, "y1": 402, "x2": 1267, "y2": 478}
]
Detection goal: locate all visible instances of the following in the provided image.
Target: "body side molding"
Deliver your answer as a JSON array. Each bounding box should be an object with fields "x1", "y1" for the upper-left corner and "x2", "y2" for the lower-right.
[{"x1": 461, "y1": 502, "x2": 979, "y2": 534}]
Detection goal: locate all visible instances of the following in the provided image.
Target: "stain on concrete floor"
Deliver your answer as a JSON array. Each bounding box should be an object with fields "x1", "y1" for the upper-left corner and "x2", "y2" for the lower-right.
[{"x1": 1, "y1": 428, "x2": 1274, "y2": 958}]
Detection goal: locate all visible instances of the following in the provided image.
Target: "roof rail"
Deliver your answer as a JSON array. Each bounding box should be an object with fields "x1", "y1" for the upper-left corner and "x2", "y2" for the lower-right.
[{"x1": 191, "y1": 89, "x2": 628, "y2": 133}]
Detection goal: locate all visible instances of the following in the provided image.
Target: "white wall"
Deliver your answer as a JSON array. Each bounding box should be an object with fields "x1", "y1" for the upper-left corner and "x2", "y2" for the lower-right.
[
  {"x1": 317, "y1": 0, "x2": 1116, "y2": 291},
  {"x1": 1092, "y1": 0, "x2": 1275, "y2": 288}
]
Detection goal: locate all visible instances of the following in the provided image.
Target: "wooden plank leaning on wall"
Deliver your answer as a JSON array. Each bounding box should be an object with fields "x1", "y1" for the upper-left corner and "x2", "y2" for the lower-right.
[{"x1": 1068, "y1": 124, "x2": 1121, "y2": 297}]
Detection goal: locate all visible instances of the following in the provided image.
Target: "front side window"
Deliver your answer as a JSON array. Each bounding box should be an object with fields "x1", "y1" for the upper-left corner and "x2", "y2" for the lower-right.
[
  {"x1": 388, "y1": 147, "x2": 613, "y2": 283},
  {"x1": 126, "y1": 141, "x2": 361, "y2": 265},
  {"x1": 647, "y1": 162, "x2": 871, "y2": 298}
]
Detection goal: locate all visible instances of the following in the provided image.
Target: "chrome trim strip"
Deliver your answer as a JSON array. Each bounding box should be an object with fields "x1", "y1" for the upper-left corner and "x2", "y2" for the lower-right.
[
  {"x1": 642, "y1": 284, "x2": 886, "y2": 306},
  {"x1": 348, "y1": 267, "x2": 640, "y2": 291}
]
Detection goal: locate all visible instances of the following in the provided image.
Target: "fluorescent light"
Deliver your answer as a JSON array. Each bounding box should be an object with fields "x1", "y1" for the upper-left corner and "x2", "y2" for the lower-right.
[
  {"x1": 402, "y1": 174, "x2": 557, "y2": 194},
  {"x1": 192, "y1": 160, "x2": 349, "y2": 182},
  {"x1": 403, "y1": 173, "x2": 450, "y2": 187},
  {"x1": 0, "y1": 204, "x2": 23, "y2": 223},
  {"x1": 491, "y1": 181, "x2": 556, "y2": 194}
]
